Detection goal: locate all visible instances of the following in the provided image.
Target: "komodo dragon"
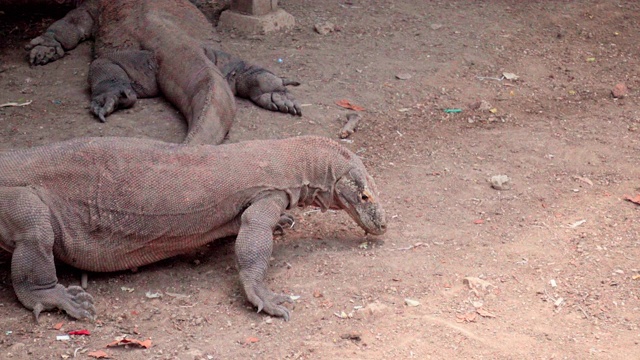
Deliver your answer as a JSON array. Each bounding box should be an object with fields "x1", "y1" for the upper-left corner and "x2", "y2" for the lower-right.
[
  {"x1": 26, "y1": 0, "x2": 301, "y2": 144},
  {"x1": 0, "y1": 136, "x2": 387, "y2": 321}
]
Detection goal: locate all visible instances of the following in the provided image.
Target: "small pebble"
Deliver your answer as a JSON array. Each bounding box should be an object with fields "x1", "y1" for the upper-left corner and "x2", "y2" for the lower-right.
[
  {"x1": 612, "y1": 83, "x2": 628, "y2": 98},
  {"x1": 490, "y1": 175, "x2": 510, "y2": 190},
  {"x1": 314, "y1": 22, "x2": 336, "y2": 35},
  {"x1": 395, "y1": 73, "x2": 412, "y2": 80},
  {"x1": 404, "y1": 298, "x2": 420, "y2": 307}
]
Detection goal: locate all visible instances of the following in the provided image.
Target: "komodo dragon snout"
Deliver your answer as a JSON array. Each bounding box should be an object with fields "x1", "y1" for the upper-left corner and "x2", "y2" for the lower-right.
[{"x1": 333, "y1": 169, "x2": 387, "y2": 235}]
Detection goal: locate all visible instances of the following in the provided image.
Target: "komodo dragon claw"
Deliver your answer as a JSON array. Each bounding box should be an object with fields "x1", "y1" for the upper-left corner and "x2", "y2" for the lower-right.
[
  {"x1": 250, "y1": 284, "x2": 294, "y2": 321},
  {"x1": 273, "y1": 213, "x2": 295, "y2": 235},
  {"x1": 90, "y1": 88, "x2": 137, "y2": 122}
]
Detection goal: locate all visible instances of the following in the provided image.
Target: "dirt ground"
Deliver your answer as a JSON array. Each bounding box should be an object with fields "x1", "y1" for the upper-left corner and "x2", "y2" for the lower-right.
[{"x1": 1, "y1": 0, "x2": 640, "y2": 359}]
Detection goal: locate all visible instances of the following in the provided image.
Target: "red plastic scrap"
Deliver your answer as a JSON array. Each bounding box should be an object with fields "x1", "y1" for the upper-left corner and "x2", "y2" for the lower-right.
[{"x1": 68, "y1": 329, "x2": 91, "y2": 336}]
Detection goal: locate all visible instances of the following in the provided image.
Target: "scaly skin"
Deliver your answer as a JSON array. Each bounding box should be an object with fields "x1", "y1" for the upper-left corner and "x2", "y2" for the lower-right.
[
  {"x1": 25, "y1": 0, "x2": 302, "y2": 145},
  {"x1": 0, "y1": 136, "x2": 386, "y2": 321}
]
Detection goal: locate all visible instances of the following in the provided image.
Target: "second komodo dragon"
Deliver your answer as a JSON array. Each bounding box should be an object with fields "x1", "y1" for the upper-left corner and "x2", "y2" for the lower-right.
[
  {"x1": 0, "y1": 136, "x2": 386, "y2": 321},
  {"x1": 27, "y1": 0, "x2": 302, "y2": 144}
]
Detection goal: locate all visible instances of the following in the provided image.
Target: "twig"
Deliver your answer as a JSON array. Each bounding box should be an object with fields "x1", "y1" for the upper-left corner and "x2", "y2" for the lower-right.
[
  {"x1": 0, "y1": 100, "x2": 32, "y2": 108},
  {"x1": 389, "y1": 242, "x2": 427, "y2": 251},
  {"x1": 543, "y1": 288, "x2": 555, "y2": 302},
  {"x1": 577, "y1": 305, "x2": 590, "y2": 320},
  {"x1": 339, "y1": 113, "x2": 361, "y2": 139},
  {"x1": 81, "y1": 272, "x2": 88, "y2": 289},
  {"x1": 476, "y1": 75, "x2": 504, "y2": 81}
]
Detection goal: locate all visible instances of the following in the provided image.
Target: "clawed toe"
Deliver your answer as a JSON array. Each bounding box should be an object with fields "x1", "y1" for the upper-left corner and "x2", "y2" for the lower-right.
[
  {"x1": 90, "y1": 88, "x2": 137, "y2": 122},
  {"x1": 252, "y1": 91, "x2": 302, "y2": 116},
  {"x1": 29, "y1": 284, "x2": 96, "y2": 322},
  {"x1": 245, "y1": 284, "x2": 294, "y2": 321},
  {"x1": 64, "y1": 285, "x2": 96, "y2": 321},
  {"x1": 274, "y1": 213, "x2": 295, "y2": 235}
]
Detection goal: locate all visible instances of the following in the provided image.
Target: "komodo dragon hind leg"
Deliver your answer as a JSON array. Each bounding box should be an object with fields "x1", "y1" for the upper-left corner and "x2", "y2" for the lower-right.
[
  {"x1": 0, "y1": 187, "x2": 95, "y2": 322},
  {"x1": 88, "y1": 50, "x2": 159, "y2": 122},
  {"x1": 236, "y1": 192, "x2": 294, "y2": 320},
  {"x1": 204, "y1": 48, "x2": 302, "y2": 116}
]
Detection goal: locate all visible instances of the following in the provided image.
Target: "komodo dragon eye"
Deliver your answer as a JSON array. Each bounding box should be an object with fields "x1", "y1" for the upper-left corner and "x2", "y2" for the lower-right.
[{"x1": 360, "y1": 189, "x2": 374, "y2": 202}]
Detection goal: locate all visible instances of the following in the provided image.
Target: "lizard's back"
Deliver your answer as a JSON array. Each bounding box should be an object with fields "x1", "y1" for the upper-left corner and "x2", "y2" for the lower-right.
[
  {"x1": 0, "y1": 137, "x2": 245, "y2": 270},
  {"x1": 94, "y1": 0, "x2": 216, "y2": 55}
]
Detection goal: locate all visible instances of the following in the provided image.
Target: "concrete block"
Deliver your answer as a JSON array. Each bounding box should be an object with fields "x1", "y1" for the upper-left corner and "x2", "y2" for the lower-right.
[
  {"x1": 231, "y1": 0, "x2": 278, "y2": 16},
  {"x1": 218, "y1": 8, "x2": 295, "y2": 34}
]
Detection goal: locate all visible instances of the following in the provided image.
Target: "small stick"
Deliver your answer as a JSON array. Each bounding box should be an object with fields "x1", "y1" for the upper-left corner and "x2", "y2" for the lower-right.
[
  {"x1": 389, "y1": 242, "x2": 427, "y2": 251},
  {"x1": 0, "y1": 100, "x2": 32, "y2": 108},
  {"x1": 81, "y1": 272, "x2": 88, "y2": 289},
  {"x1": 476, "y1": 75, "x2": 504, "y2": 81},
  {"x1": 577, "y1": 305, "x2": 590, "y2": 320},
  {"x1": 339, "y1": 113, "x2": 361, "y2": 139}
]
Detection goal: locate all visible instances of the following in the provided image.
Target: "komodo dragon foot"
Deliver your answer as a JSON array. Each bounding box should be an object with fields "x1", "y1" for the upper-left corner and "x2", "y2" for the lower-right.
[
  {"x1": 243, "y1": 73, "x2": 302, "y2": 116},
  {"x1": 246, "y1": 75, "x2": 301, "y2": 116},
  {"x1": 28, "y1": 284, "x2": 95, "y2": 323},
  {"x1": 244, "y1": 283, "x2": 294, "y2": 321},
  {"x1": 206, "y1": 49, "x2": 303, "y2": 116},
  {"x1": 251, "y1": 88, "x2": 301, "y2": 116},
  {"x1": 25, "y1": 33, "x2": 65, "y2": 65},
  {"x1": 90, "y1": 86, "x2": 137, "y2": 122}
]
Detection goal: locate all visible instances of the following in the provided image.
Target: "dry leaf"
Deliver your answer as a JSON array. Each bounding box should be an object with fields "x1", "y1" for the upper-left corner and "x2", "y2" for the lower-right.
[
  {"x1": 476, "y1": 308, "x2": 496, "y2": 318},
  {"x1": 624, "y1": 194, "x2": 640, "y2": 205},
  {"x1": 245, "y1": 337, "x2": 260, "y2": 344},
  {"x1": 455, "y1": 312, "x2": 477, "y2": 323},
  {"x1": 53, "y1": 322, "x2": 64, "y2": 330},
  {"x1": 463, "y1": 277, "x2": 495, "y2": 295},
  {"x1": 88, "y1": 350, "x2": 110, "y2": 359},
  {"x1": 336, "y1": 99, "x2": 365, "y2": 111},
  {"x1": 107, "y1": 338, "x2": 152, "y2": 349}
]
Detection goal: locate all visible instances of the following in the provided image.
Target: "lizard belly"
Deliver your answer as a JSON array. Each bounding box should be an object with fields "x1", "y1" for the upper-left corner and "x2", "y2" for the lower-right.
[{"x1": 50, "y1": 199, "x2": 242, "y2": 272}]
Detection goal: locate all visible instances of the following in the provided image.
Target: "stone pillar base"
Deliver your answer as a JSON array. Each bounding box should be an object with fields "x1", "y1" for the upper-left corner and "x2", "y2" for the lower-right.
[{"x1": 218, "y1": 8, "x2": 295, "y2": 34}]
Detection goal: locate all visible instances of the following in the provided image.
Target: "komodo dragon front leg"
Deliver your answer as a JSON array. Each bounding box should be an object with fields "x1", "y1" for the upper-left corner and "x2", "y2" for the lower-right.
[
  {"x1": 0, "y1": 187, "x2": 95, "y2": 322},
  {"x1": 25, "y1": 2, "x2": 97, "y2": 65},
  {"x1": 236, "y1": 191, "x2": 294, "y2": 320},
  {"x1": 205, "y1": 48, "x2": 302, "y2": 116}
]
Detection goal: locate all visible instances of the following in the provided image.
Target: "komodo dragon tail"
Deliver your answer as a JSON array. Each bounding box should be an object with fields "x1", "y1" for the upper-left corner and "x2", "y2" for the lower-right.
[{"x1": 155, "y1": 40, "x2": 237, "y2": 145}]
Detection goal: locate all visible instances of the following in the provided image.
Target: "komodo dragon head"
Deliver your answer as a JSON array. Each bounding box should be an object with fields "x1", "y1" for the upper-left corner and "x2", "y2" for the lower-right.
[{"x1": 332, "y1": 167, "x2": 387, "y2": 235}]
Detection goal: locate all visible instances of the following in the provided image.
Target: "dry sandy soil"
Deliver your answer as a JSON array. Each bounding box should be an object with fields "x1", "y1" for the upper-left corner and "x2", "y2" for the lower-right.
[{"x1": 1, "y1": 0, "x2": 640, "y2": 359}]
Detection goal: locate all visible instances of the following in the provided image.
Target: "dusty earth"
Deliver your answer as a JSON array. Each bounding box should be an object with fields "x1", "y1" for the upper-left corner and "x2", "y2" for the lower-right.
[{"x1": 1, "y1": 0, "x2": 640, "y2": 359}]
